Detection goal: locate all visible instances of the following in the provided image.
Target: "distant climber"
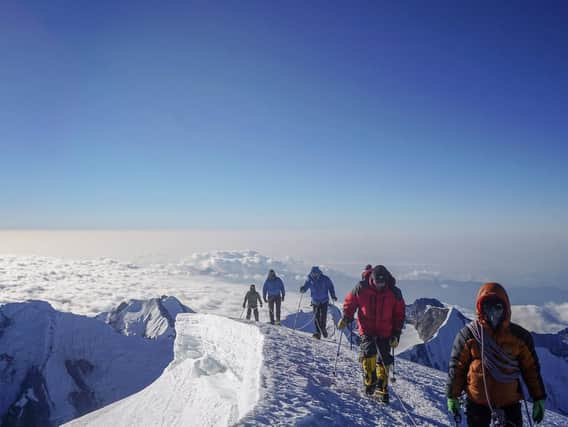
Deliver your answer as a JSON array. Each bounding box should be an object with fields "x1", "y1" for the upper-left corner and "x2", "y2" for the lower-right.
[
  {"x1": 300, "y1": 266, "x2": 337, "y2": 339},
  {"x1": 338, "y1": 265, "x2": 405, "y2": 403},
  {"x1": 263, "y1": 269, "x2": 285, "y2": 325},
  {"x1": 447, "y1": 282, "x2": 546, "y2": 426},
  {"x1": 242, "y1": 284, "x2": 263, "y2": 321},
  {"x1": 361, "y1": 264, "x2": 373, "y2": 280}
]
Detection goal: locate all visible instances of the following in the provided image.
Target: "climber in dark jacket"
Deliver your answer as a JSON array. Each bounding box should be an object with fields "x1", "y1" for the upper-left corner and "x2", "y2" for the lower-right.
[{"x1": 243, "y1": 284, "x2": 263, "y2": 321}]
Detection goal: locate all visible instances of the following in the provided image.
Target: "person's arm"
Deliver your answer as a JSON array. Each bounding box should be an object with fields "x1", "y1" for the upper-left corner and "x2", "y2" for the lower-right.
[
  {"x1": 328, "y1": 277, "x2": 337, "y2": 301},
  {"x1": 342, "y1": 290, "x2": 358, "y2": 321},
  {"x1": 447, "y1": 327, "x2": 473, "y2": 399},
  {"x1": 262, "y1": 281, "x2": 268, "y2": 302},
  {"x1": 243, "y1": 293, "x2": 248, "y2": 308},
  {"x1": 391, "y1": 289, "x2": 405, "y2": 339},
  {"x1": 279, "y1": 278, "x2": 285, "y2": 300},
  {"x1": 300, "y1": 280, "x2": 310, "y2": 293},
  {"x1": 511, "y1": 324, "x2": 547, "y2": 401},
  {"x1": 257, "y1": 292, "x2": 263, "y2": 307}
]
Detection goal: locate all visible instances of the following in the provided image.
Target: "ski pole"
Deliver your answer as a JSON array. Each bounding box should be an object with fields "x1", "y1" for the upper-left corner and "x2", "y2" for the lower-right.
[
  {"x1": 292, "y1": 292, "x2": 304, "y2": 331},
  {"x1": 240, "y1": 307, "x2": 245, "y2": 319},
  {"x1": 332, "y1": 328, "x2": 344, "y2": 377}
]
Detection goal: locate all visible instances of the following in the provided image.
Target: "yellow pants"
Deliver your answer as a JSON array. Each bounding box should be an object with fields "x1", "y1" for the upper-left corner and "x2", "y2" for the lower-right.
[{"x1": 362, "y1": 356, "x2": 390, "y2": 391}]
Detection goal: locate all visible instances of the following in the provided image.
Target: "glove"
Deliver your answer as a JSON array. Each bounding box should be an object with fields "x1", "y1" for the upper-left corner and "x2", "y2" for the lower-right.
[
  {"x1": 264, "y1": 298, "x2": 268, "y2": 303},
  {"x1": 281, "y1": 296, "x2": 285, "y2": 302},
  {"x1": 331, "y1": 295, "x2": 338, "y2": 302},
  {"x1": 447, "y1": 398, "x2": 460, "y2": 415},
  {"x1": 338, "y1": 318, "x2": 349, "y2": 329},
  {"x1": 389, "y1": 336, "x2": 399, "y2": 348},
  {"x1": 242, "y1": 304, "x2": 246, "y2": 309},
  {"x1": 533, "y1": 399, "x2": 545, "y2": 424},
  {"x1": 260, "y1": 304, "x2": 263, "y2": 308},
  {"x1": 299, "y1": 287, "x2": 306, "y2": 294}
]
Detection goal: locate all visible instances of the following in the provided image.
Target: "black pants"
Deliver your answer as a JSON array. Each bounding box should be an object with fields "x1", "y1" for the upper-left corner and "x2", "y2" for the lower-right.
[
  {"x1": 246, "y1": 306, "x2": 259, "y2": 321},
  {"x1": 313, "y1": 302, "x2": 328, "y2": 337},
  {"x1": 360, "y1": 335, "x2": 393, "y2": 365},
  {"x1": 466, "y1": 400, "x2": 522, "y2": 427},
  {"x1": 268, "y1": 296, "x2": 281, "y2": 324}
]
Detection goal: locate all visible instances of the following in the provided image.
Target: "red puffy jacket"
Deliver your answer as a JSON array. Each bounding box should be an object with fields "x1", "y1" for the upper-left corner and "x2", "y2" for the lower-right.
[{"x1": 343, "y1": 277, "x2": 405, "y2": 338}]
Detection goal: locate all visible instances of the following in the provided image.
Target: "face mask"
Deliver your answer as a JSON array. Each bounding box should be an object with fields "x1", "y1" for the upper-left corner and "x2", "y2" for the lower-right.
[{"x1": 483, "y1": 302, "x2": 504, "y2": 329}]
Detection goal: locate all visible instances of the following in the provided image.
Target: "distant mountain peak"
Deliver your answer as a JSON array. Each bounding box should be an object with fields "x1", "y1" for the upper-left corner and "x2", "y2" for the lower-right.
[{"x1": 97, "y1": 296, "x2": 193, "y2": 341}]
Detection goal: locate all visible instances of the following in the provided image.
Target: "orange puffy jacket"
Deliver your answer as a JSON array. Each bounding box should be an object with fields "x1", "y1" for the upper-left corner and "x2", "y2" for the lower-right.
[{"x1": 447, "y1": 282, "x2": 546, "y2": 408}]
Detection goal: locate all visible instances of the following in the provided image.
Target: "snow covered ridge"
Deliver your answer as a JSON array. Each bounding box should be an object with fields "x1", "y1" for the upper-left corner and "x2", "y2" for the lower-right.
[
  {"x1": 65, "y1": 313, "x2": 568, "y2": 427},
  {"x1": 66, "y1": 314, "x2": 264, "y2": 427},
  {"x1": 0, "y1": 300, "x2": 172, "y2": 426},
  {"x1": 96, "y1": 296, "x2": 194, "y2": 341}
]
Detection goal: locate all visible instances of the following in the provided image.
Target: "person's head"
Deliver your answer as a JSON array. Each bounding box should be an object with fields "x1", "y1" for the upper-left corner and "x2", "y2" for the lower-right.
[
  {"x1": 361, "y1": 264, "x2": 373, "y2": 279},
  {"x1": 475, "y1": 282, "x2": 511, "y2": 331},
  {"x1": 250, "y1": 284, "x2": 256, "y2": 291},
  {"x1": 370, "y1": 265, "x2": 388, "y2": 290},
  {"x1": 267, "y1": 269, "x2": 276, "y2": 279},
  {"x1": 309, "y1": 266, "x2": 322, "y2": 280}
]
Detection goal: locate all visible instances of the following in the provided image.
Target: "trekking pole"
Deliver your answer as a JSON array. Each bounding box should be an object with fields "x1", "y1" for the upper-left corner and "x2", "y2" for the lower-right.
[
  {"x1": 332, "y1": 328, "x2": 344, "y2": 377},
  {"x1": 292, "y1": 293, "x2": 304, "y2": 331},
  {"x1": 239, "y1": 307, "x2": 245, "y2": 319},
  {"x1": 454, "y1": 412, "x2": 462, "y2": 426},
  {"x1": 350, "y1": 322, "x2": 353, "y2": 351},
  {"x1": 391, "y1": 347, "x2": 396, "y2": 383}
]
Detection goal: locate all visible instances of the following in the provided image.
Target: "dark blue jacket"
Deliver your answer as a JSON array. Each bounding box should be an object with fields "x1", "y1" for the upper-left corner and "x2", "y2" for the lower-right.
[
  {"x1": 300, "y1": 267, "x2": 337, "y2": 304},
  {"x1": 263, "y1": 277, "x2": 285, "y2": 300}
]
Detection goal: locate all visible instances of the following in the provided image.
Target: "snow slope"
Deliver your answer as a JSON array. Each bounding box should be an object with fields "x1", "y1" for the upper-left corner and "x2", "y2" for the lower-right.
[
  {"x1": 66, "y1": 314, "x2": 263, "y2": 427},
  {"x1": 0, "y1": 301, "x2": 172, "y2": 426},
  {"x1": 66, "y1": 314, "x2": 568, "y2": 427}
]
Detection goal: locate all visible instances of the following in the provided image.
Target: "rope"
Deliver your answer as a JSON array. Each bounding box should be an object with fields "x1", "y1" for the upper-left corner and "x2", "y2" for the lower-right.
[
  {"x1": 480, "y1": 323, "x2": 495, "y2": 414},
  {"x1": 375, "y1": 340, "x2": 418, "y2": 427},
  {"x1": 295, "y1": 313, "x2": 316, "y2": 332}
]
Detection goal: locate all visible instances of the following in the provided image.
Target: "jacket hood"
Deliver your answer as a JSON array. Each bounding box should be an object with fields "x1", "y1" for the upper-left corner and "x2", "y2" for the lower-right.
[
  {"x1": 309, "y1": 266, "x2": 322, "y2": 276},
  {"x1": 370, "y1": 265, "x2": 396, "y2": 288},
  {"x1": 475, "y1": 282, "x2": 511, "y2": 328}
]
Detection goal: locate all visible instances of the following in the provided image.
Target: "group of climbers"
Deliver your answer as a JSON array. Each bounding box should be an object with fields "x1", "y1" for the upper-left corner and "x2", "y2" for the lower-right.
[
  {"x1": 242, "y1": 266, "x2": 337, "y2": 331},
  {"x1": 242, "y1": 264, "x2": 547, "y2": 425}
]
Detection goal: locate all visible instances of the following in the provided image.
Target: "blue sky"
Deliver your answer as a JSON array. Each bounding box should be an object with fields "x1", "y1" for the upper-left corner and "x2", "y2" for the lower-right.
[{"x1": 1, "y1": 1, "x2": 567, "y2": 231}]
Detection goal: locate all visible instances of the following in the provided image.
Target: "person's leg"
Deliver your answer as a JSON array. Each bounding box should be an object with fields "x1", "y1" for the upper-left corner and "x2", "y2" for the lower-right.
[
  {"x1": 320, "y1": 302, "x2": 328, "y2": 337},
  {"x1": 275, "y1": 296, "x2": 281, "y2": 324},
  {"x1": 503, "y1": 402, "x2": 522, "y2": 427},
  {"x1": 246, "y1": 307, "x2": 252, "y2": 320},
  {"x1": 466, "y1": 399, "x2": 491, "y2": 427},
  {"x1": 360, "y1": 335, "x2": 378, "y2": 395},
  {"x1": 253, "y1": 307, "x2": 259, "y2": 321},
  {"x1": 312, "y1": 304, "x2": 321, "y2": 337},
  {"x1": 268, "y1": 298, "x2": 275, "y2": 324},
  {"x1": 375, "y1": 338, "x2": 393, "y2": 402}
]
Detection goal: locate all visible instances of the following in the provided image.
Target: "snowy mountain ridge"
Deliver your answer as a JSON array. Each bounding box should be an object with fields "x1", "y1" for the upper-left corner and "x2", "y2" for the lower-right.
[
  {"x1": 66, "y1": 313, "x2": 568, "y2": 427},
  {"x1": 0, "y1": 297, "x2": 192, "y2": 426}
]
